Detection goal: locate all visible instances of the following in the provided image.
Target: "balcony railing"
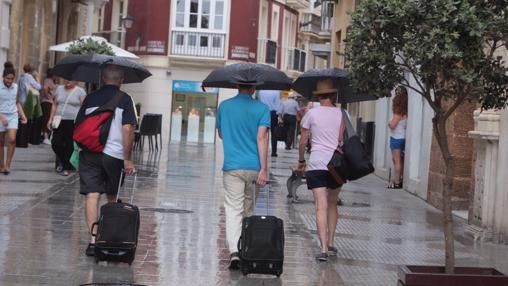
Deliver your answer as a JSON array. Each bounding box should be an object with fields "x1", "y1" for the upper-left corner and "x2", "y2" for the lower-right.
[
  {"x1": 286, "y1": 0, "x2": 310, "y2": 9},
  {"x1": 171, "y1": 31, "x2": 226, "y2": 58},
  {"x1": 301, "y1": 13, "x2": 332, "y2": 36},
  {"x1": 286, "y1": 48, "x2": 306, "y2": 72},
  {"x1": 258, "y1": 38, "x2": 278, "y2": 65},
  {"x1": 301, "y1": 13, "x2": 322, "y2": 35}
]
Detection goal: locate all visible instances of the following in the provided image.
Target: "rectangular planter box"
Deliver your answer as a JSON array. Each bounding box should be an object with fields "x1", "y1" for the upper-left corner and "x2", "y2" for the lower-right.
[{"x1": 398, "y1": 265, "x2": 508, "y2": 286}]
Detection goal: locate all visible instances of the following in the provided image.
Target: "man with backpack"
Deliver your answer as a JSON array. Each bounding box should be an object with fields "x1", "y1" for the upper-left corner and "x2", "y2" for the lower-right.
[{"x1": 76, "y1": 65, "x2": 137, "y2": 257}]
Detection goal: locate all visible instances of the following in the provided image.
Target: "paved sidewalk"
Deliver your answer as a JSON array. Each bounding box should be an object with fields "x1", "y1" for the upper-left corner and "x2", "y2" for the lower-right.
[{"x1": 0, "y1": 144, "x2": 507, "y2": 286}]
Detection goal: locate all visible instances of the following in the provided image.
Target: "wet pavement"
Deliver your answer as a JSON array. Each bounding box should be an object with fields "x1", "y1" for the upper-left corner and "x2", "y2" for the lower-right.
[{"x1": 1, "y1": 143, "x2": 508, "y2": 285}]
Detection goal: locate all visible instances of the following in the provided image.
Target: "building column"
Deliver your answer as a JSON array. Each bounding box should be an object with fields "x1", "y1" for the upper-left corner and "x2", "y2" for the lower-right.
[{"x1": 467, "y1": 109, "x2": 508, "y2": 242}]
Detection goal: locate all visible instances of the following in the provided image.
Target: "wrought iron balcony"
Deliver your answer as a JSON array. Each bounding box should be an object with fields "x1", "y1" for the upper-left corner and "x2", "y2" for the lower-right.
[
  {"x1": 301, "y1": 13, "x2": 332, "y2": 38},
  {"x1": 285, "y1": 48, "x2": 306, "y2": 72},
  {"x1": 171, "y1": 31, "x2": 226, "y2": 58},
  {"x1": 258, "y1": 38, "x2": 278, "y2": 65}
]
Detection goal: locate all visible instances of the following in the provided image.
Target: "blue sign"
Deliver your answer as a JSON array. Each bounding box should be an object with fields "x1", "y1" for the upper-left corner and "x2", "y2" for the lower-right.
[{"x1": 172, "y1": 80, "x2": 218, "y2": 94}]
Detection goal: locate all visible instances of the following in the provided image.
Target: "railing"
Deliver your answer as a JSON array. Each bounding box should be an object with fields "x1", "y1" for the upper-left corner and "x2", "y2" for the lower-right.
[
  {"x1": 258, "y1": 38, "x2": 278, "y2": 65},
  {"x1": 286, "y1": 48, "x2": 306, "y2": 72},
  {"x1": 300, "y1": 13, "x2": 322, "y2": 35},
  {"x1": 171, "y1": 31, "x2": 226, "y2": 58}
]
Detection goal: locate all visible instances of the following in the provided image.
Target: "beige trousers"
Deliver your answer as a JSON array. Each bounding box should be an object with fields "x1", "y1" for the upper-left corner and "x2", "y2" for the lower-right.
[{"x1": 223, "y1": 169, "x2": 259, "y2": 253}]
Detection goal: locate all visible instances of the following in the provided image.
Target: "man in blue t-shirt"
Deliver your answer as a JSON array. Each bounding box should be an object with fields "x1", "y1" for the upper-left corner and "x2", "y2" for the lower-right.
[{"x1": 216, "y1": 81, "x2": 270, "y2": 270}]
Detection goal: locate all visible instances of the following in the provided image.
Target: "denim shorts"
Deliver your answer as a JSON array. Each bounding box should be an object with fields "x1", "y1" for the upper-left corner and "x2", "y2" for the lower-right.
[
  {"x1": 306, "y1": 170, "x2": 343, "y2": 190},
  {"x1": 0, "y1": 112, "x2": 19, "y2": 132},
  {"x1": 390, "y1": 137, "x2": 406, "y2": 151}
]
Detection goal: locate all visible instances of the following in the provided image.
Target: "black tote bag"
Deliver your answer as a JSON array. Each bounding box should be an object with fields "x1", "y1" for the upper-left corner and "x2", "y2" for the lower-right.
[{"x1": 327, "y1": 109, "x2": 374, "y2": 182}]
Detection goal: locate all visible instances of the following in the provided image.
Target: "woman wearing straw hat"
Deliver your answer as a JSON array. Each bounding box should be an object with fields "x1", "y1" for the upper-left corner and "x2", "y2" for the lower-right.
[{"x1": 296, "y1": 79, "x2": 345, "y2": 262}]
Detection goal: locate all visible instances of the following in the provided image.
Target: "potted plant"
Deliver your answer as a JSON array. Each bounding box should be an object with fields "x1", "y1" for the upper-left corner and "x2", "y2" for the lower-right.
[{"x1": 346, "y1": 0, "x2": 508, "y2": 284}]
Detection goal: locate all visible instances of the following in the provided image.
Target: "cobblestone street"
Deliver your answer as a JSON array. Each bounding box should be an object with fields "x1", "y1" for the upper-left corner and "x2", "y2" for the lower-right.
[{"x1": 0, "y1": 144, "x2": 508, "y2": 285}]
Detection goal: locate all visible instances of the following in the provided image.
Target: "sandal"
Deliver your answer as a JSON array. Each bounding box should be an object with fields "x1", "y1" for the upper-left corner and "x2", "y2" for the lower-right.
[{"x1": 387, "y1": 182, "x2": 402, "y2": 189}]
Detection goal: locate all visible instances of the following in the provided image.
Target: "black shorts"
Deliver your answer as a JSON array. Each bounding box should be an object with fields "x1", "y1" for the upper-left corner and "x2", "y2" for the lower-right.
[
  {"x1": 79, "y1": 151, "x2": 124, "y2": 196},
  {"x1": 305, "y1": 170, "x2": 343, "y2": 190}
]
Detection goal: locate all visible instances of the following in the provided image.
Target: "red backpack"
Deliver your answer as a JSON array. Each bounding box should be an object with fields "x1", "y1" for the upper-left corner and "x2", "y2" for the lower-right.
[{"x1": 73, "y1": 91, "x2": 124, "y2": 153}]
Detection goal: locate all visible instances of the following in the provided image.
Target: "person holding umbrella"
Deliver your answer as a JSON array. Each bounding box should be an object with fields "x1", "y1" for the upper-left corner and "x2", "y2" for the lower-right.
[
  {"x1": 216, "y1": 80, "x2": 270, "y2": 269},
  {"x1": 296, "y1": 79, "x2": 345, "y2": 262},
  {"x1": 76, "y1": 65, "x2": 138, "y2": 257}
]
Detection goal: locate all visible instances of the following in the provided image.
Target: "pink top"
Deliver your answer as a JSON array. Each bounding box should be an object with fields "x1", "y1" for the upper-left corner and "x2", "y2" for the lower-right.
[{"x1": 301, "y1": 106, "x2": 342, "y2": 171}]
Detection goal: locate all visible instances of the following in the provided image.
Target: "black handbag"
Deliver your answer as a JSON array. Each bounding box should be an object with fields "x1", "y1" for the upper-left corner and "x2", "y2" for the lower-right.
[
  {"x1": 327, "y1": 109, "x2": 374, "y2": 183},
  {"x1": 274, "y1": 123, "x2": 287, "y2": 141}
]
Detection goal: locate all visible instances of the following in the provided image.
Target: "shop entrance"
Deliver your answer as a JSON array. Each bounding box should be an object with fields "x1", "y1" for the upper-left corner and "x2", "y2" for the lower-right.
[{"x1": 170, "y1": 80, "x2": 218, "y2": 144}]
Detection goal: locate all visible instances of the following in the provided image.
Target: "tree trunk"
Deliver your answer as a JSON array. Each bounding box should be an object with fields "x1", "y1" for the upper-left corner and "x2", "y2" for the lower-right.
[{"x1": 433, "y1": 116, "x2": 456, "y2": 274}]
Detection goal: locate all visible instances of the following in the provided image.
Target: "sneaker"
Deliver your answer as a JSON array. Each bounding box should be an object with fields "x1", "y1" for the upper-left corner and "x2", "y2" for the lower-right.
[
  {"x1": 229, "y1": 252, "x2": 241, "y2": 270},
  {"x1": 328, "y1": 246, "x2": 338, "y2": 256},
  {"x1": 315, "y1": 252, "x2": 328, "y2": 262},
  {"x1": 42, "y1": 139, "x2": 51, "y2": 145},
  {"x1": 85, "y1": 243, "x2": 95, "y2": 257},
  {"x1": 271, "y1": 153, "x2": 278, "y2": 157}
]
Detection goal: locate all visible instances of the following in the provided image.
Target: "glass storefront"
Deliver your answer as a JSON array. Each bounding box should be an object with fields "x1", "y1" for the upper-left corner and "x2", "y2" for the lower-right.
[{"x1": 170, "y1": 80, "x2": 219, "y2": 144}]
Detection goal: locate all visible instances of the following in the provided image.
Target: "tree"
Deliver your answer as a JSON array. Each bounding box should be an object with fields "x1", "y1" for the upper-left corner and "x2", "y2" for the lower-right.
[
  {"x1": 346, "y1": 0, "x2": 508, "y2": 273},
  {"x1": 66, "y1": 38, "x2": 115, "y2": 56}
]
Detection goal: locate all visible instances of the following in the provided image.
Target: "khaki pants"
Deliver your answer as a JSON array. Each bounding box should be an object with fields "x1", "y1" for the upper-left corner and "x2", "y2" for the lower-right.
[{"x1": 223, "y1": 169, "x2": 259, "y2": 253}]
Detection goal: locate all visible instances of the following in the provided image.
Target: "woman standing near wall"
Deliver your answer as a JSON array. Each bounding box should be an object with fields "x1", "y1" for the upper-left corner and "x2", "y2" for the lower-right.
[
  {"x1": 387, "y1": 86, "x2": 408, "y2": 189},
  {"x1": 0, "y1": 62, "x2": 27, "y2": 174}
]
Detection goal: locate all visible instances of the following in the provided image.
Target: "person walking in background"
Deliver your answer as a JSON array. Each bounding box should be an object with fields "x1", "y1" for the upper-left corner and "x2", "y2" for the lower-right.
[
  {"x1": 257, "y1": 90, "x2": 281, "y2": 157},
  {"x1": 77, "y1": 65, "x2": 137, "y2": 257},
  {"x1": 41, "y1": 69, "x2": 57, "y2": 145},
  {"x1": 281, "y1": 92, "x2": 299, "y2": 150},
  {"x1": 0, "y1": 62, "x2": 27, "y2": 175},
  {"x1": 17, "y1": 64, "x2": 42, "y2": 147},
  {"x1": 47, "y1": 80, "x2": 86, "y2": 176},
  {"x1": 296, "y1": 79, "x2": 345, "y2": 262},
  {"x1": 216, "y1": 81, "x2": 270, "y2": 270},
  {"x1": 387, "y1": 86, "x2": 408, "y2": 189}
]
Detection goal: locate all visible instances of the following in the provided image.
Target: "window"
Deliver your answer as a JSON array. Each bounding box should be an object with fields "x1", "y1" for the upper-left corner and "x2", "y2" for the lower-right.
[
  {"x1": 176, "y1": 34, "x2": 184, "y2": 45},
  {"x1": 214, "y1": 1, "x2": 224, "y2": 29},
  {"x1": 173, "y1": 0, "x2": 225, "y2": 31},
  {"x1": 176, "y1": 0, "x2": 185, "y2": 27},
  {"x1": 200, "y1": 36, "x2": 208, "y2": 47},
  {"x1": 212, "y1": 36, "x2": 221, "y2": 48},
  {"x1": 118, "y1": 0, "x2": 125, "y2": 30},
  {"x1": 188, "y1": 35, "x2": 197, "y2": 46}
]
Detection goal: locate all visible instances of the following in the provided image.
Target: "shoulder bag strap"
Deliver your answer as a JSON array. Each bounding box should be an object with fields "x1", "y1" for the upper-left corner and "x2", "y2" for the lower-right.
[{"x1": 341, "y1": 108, "x2": 356, "y2": 139}]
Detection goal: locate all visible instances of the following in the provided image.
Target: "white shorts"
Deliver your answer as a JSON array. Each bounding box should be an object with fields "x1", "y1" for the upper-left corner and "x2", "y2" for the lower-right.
[{"x1": 0, "y1": 112, "x2": 19, "y2": 132}]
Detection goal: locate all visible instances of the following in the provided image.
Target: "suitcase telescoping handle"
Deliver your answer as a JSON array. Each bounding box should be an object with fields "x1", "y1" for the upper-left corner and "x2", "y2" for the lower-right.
[
  {"x1": 252, "y1": 181, "x2": 270, "y2": 216},
  {"x1": 116, "y1": 169, "x2": 137, "y2": 204}
]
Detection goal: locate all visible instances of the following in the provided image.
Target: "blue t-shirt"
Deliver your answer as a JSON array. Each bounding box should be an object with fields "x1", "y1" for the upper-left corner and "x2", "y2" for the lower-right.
[{"x1": 217, "y1": 93, "x2": 271, "y2": 171}]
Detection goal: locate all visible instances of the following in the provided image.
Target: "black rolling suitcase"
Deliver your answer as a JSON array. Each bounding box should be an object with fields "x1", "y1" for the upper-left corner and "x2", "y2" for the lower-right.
[
  {"x1": 238, "y1": 183, "x2": 284, "y2": 277},
  {"x1": 92, "y1": 171, "x2": 140, "y2": 265}
]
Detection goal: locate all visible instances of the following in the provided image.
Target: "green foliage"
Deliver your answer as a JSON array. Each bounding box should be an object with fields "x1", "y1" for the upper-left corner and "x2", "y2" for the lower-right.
[
  {"x1": 66, "y1": 38, "x2": 115, "y2": 56},
  {"x1": 135, "y1": 102, "x2": 142, "y2": 117},
  {"x1": 345, "y1": 0, "x2": 508, "y2": 111}
]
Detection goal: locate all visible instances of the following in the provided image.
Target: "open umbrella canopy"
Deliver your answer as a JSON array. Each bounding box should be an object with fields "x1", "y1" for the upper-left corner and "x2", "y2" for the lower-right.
[
  {"x1": 293, "y1": 68, "x2": 377, "y2": 103},
  {"x1": 51, "y1": 54, "x2": 151, "y2": 84},
  {"x1": 49, "y1": 36, "x2": 139, "y2": 59},
  {"x1": 202, "y1": 62, "x2": 292, "y2": 90}
]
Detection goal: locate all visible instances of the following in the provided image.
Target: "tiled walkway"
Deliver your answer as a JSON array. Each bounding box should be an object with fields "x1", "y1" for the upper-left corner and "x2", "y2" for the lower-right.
[{"x1": 0, "y1": 144, "x2": 507, "y2": 285}]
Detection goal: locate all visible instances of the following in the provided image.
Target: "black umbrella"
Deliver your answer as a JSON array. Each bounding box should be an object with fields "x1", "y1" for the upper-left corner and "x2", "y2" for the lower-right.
[
  {"x1": 202, "y1": 62, "x2": 292, "y2": 90},
  {"x1": 51, "y1": 54, "x2": 152, "y2": 84},
  {"x1": 292, "y1": 68, "x2": 377, "y2": 103}
]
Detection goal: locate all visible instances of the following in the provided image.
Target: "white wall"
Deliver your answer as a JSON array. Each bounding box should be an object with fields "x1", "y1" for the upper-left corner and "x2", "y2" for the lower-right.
[{"x1": 373, "y1": 75, "x2": 433, "y2": 199}]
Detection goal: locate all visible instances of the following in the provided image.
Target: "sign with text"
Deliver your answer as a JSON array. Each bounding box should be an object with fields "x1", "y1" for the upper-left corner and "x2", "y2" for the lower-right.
[{"x1": 172, "y1": 80, "x2": 218, "y2": 94}]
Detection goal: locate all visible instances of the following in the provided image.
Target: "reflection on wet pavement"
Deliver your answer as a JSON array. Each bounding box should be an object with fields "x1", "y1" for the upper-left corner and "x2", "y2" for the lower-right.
[{"x1": 0, "y1": 144, "x2": 507, "y2": 285}]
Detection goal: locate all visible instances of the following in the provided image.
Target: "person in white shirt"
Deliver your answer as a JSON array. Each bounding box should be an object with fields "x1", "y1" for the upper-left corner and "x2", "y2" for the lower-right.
[{"x1": 280, "y1": 93, "x2": 299, "y2": 149}]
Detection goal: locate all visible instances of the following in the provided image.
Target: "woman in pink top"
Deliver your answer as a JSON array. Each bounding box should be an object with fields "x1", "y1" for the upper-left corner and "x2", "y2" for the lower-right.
[{"x1": 297, "y1": 79, "x2": 345, "y2": 262}]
